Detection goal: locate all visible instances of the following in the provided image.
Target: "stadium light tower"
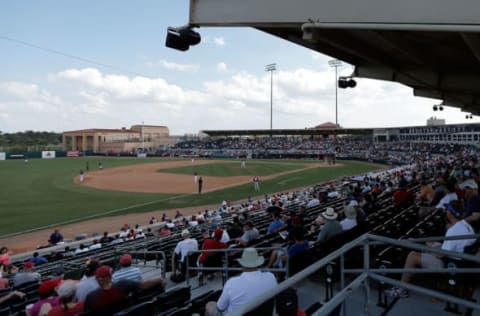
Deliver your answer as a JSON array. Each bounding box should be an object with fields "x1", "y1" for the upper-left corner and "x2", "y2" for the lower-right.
[
  {"x1": 328, "y1": 59, "x2": 343, "y2": 126},
  {"x1": 265, "y1": 63, "x2": 277, "y2": 133},
  {"x1": 141, "y1": 120, "x2": 145, "y2": 153}
]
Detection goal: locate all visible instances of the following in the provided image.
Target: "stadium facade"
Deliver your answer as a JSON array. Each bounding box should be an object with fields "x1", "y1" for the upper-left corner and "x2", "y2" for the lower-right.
[{"x1": 62, "y1": 125, "x2": 176, "y2": 154}]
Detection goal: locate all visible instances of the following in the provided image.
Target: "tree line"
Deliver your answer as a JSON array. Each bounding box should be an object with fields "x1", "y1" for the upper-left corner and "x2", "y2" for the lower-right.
[{"x1": 0, "y1": 131, "x2": 62, "y2": 152}]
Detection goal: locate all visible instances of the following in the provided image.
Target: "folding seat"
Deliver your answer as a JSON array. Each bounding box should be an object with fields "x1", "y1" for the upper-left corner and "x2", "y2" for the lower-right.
[
  {"x1": 134, "y1": 284, "x2": 165, "y2": 304},
  {"x1": 243, "y1": 298, "x2": 274, "y2": 316},
  {"x1": 113, "y1": 300, "x2": 155, "y2": 316},
  {"x1": 160, "y1": 304, "x2": 193, "y2": 316},
  {"x1": 189, "y1": 289, "x2": 222, "y2": 315},
  {"x1": 10, "y1": 297, "x2": 37, "y2": 315},
  {"x1": 304, "y1": 301, "x2": 322, "y2": 316},
  {"x1": 202, "y1": 252, "x2": 224, "y2": 278},
  {"x1": 155, "y1": 286, "x2": 191, "y2": 312},
  {"x1": 0, "y1": 305, "x2": 10, "y2": 316},
  {"x1": 13, "y1": 280, "x2": 39, "y2": 292}
]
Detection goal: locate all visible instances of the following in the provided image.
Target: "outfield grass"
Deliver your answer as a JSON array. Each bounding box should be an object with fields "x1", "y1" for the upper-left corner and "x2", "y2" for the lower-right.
[
  {"x1": 0, "y1": 158, "x2": 382, "y2": 236},
  {"x1": 159, "y1": 161, "x2": 307, "y2": 177}
]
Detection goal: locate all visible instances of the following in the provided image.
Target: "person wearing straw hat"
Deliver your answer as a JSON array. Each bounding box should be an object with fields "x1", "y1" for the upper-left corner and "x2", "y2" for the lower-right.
[
  {"x1": 316, "y1": 207, "x2": 342, "y2": 243},
  {"x1": 205, "y1": 247, "x2": 277, "y2": 316}
]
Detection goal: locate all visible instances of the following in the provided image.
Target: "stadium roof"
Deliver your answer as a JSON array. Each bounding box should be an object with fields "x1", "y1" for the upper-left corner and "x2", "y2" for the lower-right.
[
  {"x1": 63, "y1": 128, "x2": 137, "y2": 134},
  {"x1": 202, "y1": 128, "x2": 373, "y2": 137},
  {"x1": 188, "y1": 0, "x2": 480, "y2": 115}
]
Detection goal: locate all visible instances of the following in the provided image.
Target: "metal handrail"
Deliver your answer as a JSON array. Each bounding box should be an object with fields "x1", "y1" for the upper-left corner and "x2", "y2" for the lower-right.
[
  {"x1": 231, "y1": 233, "x2": 480, "y2": 316},
  {"x1": 185, "y1": 246, "x2": 289, "y2": 285}
]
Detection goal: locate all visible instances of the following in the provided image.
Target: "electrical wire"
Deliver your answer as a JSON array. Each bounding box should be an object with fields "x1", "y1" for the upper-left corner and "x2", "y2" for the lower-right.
[{"x1": 0, "y1": 34, "x2": 149, "y2": 78}]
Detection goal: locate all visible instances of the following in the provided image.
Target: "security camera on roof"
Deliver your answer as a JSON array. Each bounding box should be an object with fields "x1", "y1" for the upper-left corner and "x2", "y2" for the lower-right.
[
  {"x1": 338, "y1": 77, "x2": 356, "y2": 89},
  {"x1": 165, "y1": 26, "x2": 201, "y2": 51}
]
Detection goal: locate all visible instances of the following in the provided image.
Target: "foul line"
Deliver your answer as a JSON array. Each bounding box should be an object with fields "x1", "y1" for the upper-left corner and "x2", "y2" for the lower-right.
[{"x1": 0, "y1": 193, "x2": 191, "y2": 239}]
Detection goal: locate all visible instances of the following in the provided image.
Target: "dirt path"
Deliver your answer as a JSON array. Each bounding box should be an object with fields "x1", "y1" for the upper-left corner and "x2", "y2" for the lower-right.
[{"x1": 2, "y1": 160, "x2": 339, "y2": 254}]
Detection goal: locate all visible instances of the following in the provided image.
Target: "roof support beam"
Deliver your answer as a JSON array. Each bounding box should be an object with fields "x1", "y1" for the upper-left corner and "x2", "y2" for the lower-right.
[{"x1": 461, "y1": 33, "x2": 480, "y2": 64}]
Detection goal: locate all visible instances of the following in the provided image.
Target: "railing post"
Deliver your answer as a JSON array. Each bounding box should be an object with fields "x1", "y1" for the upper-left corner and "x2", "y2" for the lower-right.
[
  {"x1": 224, "y1": 249, "x2": 229, "y2": 284},
  {"x1": 186, "y1": 251, "x2": 190, "y2": 285},
  {"x1": 341, "y1": 252, "x2": 346, "y2": 316},
  {"x1": 363, "y1": 238, "x2": 370, "y2": 315}
]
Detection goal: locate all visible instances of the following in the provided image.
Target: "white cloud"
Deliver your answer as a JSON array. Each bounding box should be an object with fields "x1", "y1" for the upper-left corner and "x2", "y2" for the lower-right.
[
  {"x1": 0, "y1": 81, "x2": 63, "y2": 111},
  {"x1": 204, "y1": 72, "x2": 267, "y2": 104},
  {"x1": 0, "y1": 82, "x2": 57, "y2": 103},
  {"x1": 311, "y1": 52, "x2": 324, "y2": 60},
  {"x1": 78, "y1": 91, "x2": 110, "y2": 114},
  {"x1": 0, "y1": 66, "x2": 477, "y2": 134},
  {"x1": 213, "y1": 37, "x2": 226, "y2": 47},
  {"x1": 56, "y1": 68, "x2": 201, "y2": 103},
  {"x1": 216, "y1": 62, "x2": 228, "y2": 73},
  {"x1": 0, "y1": 104, "x2": 9, "y2": 120},
  {"x1": 145, "y1": 59, "x2": 199, "y2": 72}
]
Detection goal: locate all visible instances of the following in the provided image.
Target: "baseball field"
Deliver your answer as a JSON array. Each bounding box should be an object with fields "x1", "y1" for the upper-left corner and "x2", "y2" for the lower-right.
[{"x1": 0, "y1": 157, "x2": 382, "y2": 247}]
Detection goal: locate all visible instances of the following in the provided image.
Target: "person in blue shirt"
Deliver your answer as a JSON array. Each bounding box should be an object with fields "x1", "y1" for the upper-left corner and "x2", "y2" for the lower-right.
[
  {"x1": 267, "y1": 212, "x2": 285, "y2": 234},
  {"x1": 461, "y1": 179, "x2": 480, "y2": 230},
  {"x1": 48, "y1": 228, "x2": 64, "y2": 245},
  {"x1": 266, "y1": 227, "x2": 309, "y2": 268},
  {"x1": 29, "y1": 252, "x2": 48, "y2": 265}
]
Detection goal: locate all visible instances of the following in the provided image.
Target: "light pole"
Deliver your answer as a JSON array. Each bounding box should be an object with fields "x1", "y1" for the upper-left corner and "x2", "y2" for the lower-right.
[
  {"x1": 328, "y1": 59, "x2": 342, "y2": 127},
  {"x1": 265, "y1": 63, "x2": 277, "y2": 133},
  {"x1": 141, "y1": 120, "x2": 145, "y2": 153}
]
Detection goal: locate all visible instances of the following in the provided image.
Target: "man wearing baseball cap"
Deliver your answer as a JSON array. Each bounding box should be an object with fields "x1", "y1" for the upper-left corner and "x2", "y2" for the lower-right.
[
  {"x1": 460, "y1": 179, "x2": 480, "y2": 228},
  {"x1": 84, "y1": 265, "x2": 166, "y2": 315},
  {"x1": 13, "y1": 261, "x2": 40, "y2": 287},
  {"x1": 198, "y1": 229, "x2": 227, "y2": 283},
  {"x1": 205, "y1": 247, "x2": 277, "y2": 315},
  {"x1": 199, "y1": 229, "x2": 227, "y2": 265},
  {"x1": 112, "y1": 254, "x2": 141, "y2": 282}
]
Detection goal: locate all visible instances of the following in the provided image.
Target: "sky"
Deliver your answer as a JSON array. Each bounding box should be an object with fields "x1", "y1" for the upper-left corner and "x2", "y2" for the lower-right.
[{"x1": 0, "y1": 1, "x2": 478, "y2": 135}]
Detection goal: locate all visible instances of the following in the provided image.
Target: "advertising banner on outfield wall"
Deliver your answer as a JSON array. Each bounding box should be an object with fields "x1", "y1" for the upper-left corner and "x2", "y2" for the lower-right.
[
  {"x1": 42, "y1": 151, "x2": 56, "y2": 159},
  {"x1": 67, "y1": 150, "x2": 80, "y2": 157},
  {"x1": 0, "y1": 152, "x2": 5, "y2": 160}
]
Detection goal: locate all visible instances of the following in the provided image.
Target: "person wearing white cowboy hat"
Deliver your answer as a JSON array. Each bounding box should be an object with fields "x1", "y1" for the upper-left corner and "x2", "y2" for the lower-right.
[
  {"x1": 205, "y1": 248, "x2": 277, "y2": 316},
  {"x1": 317, "y1": 207, "x2": 343, "y2": 243},
  {"x1": 340, "y1": 205, "x2": 358, "y2": 231}
]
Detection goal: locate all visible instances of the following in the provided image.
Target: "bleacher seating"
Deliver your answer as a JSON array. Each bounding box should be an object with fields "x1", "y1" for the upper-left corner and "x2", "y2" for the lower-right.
[{"x1": 6, "y1": 151, "x2": 480, "y2": 315}]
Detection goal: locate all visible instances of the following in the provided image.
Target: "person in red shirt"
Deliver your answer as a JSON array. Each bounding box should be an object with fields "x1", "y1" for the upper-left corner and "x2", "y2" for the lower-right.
[
  {"x1": 392, "y1": 182, "x2": 413, "y2": 207},
  {"x1": 84, "y1": 265, "x2": 166, "y2": 316},
  {"x1": 0, "y1": 247, "x2": 11, "y2": 266},
  {"x1": 198, "y1": 229, "x2": 227, "y2": 283}
]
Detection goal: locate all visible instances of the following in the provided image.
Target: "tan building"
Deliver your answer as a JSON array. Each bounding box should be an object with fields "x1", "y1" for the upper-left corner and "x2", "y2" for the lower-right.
[{"x1": 62, "y1": 125, "x2": 173, "y2": 153}]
